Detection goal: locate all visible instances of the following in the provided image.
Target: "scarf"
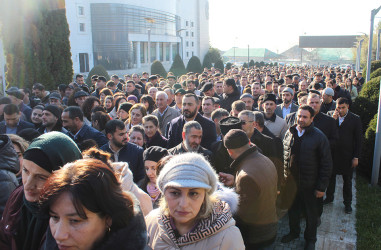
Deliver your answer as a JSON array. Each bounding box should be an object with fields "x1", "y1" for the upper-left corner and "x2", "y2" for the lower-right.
[
  {"x1": 147, "y1": 183, "x2": 161, "y2": 202},
  {"x1": 16, "y1": 196, "x2": 49, "y2": 250}
]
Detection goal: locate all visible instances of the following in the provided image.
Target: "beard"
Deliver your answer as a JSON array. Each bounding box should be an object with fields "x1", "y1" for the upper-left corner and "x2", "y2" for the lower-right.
[
  {"x1": 112, "y1": 138, "x2": 128, "y2": 148},
  {"x1": 184, "y1": 139, "x2": 200, "y2": 152},
  {"x1": 283, "y1": 99, "x2": 291, "y2": 105},
  {"x1": 182, "y1": 108, "x2": 197, "y2": 119}
]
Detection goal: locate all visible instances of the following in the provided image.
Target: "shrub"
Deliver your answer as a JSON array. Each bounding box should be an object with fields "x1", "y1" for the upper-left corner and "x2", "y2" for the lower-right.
[
  {"x1": 358, "y1": 113, "x2": 378, "y2": 181},
  {"x1": 362, "y1": 60, "x2": 381, "y2": 81},
  {"x1": 249, "y1": 60, "x2": 255, "y2": 68},
  {"x1": 243, "y1": 62, "x2": 248, "y2": 68},
  {"x1": 225, "y1": 62, "x2": 232, "y2": 70},
  {"x1": 86, "y1": 65, "x2": 110, "y2": 86},
  {"x1": 186, "y1": 56, "x2": 202, "y2": 74},
  {"x1": 202, "y1": 54, "x2": 213, "y2": 69},
  {"x1": 151, "y1": 60, "x2": 167, "y2": 78},
  {"x1": 370, "y1": 68, "x2": 381, "y2": 80},
  {"x1": 214, "y1": 59, "x2": 224, "y2": 72},
  {"x1": 169, "y1": 54, "x2": 186, "y2": 77}
]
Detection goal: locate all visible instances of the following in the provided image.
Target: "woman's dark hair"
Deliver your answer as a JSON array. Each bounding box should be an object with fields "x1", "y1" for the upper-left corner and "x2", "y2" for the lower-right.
[
  {"x1": 67, "y1": 88, "x2": 83, "y2": 106},
  {"x1": 91, "y1": 111, "x2": 110, "y2": 132},
  {"x1": 82, "y1": 96, "x2": 100, "y2": 121},
  {"x1": 104, "y1": 95, "x2": 114, "y2": 113},
  {"x1": 139, "y1": 155, "x2": 173, "y2": 192},
  {"x1": 142, "y1": 114, "x2": 159, "y2": 127},
  {"x1": 114, "y1": 95, "x2": 127, "y2": 112},
  {"x1": 100, "y1": 88, "x2": 113, "y2": 97},
  {"x1": 140, "y1": 94, "x2": 156, "y2": 114},
  {"x1": 39, "y1": 158, "x2": 134, "y2": 232}
]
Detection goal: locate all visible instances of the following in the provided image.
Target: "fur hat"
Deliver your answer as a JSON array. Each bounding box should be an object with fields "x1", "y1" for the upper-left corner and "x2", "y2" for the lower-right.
[{"x1": 157, "y1": 152, "x2": 217, "y2": 195}]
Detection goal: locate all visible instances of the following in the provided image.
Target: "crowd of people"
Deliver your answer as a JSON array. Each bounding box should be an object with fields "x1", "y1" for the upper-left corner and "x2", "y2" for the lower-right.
[{"x1": 0, "y1": 65, "x2": 363, "y2": 250}]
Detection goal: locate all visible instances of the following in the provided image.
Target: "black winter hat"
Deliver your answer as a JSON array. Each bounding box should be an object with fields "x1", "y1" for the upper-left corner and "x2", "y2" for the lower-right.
[
  {"x1": 143, "y1": 146, "x2": 169, "y2": 162},
  {"x1": 262, "y1": 93, "x2": 277, "y2": 104},
  {"x1": 44, "y1": 105, "x2": 62, "y2": 119},
  {"x1": 118, "y1": 102, "x2": 133, "y2": 113},
  {"x1": 219, "y1": 116, "x2": 242, "y2": 136}
]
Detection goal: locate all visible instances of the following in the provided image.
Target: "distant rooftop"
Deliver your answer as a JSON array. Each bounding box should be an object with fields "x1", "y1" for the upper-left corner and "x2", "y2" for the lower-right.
[{"x1": 223, "y1": 48, "x2": 279, "y2": 58}]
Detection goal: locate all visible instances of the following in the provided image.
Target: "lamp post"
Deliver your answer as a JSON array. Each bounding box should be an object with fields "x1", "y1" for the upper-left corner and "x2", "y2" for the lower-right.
[
  {"x1": 376, "y1": 29, "x2": 381, "y2": 61},
  {"x1": 356, "y1": 39, "x2": 364, "y2": 71},
  {"x1": 366, "y1": 6, "x2": 381, "y2": 83},
  {"x1": 145, "y1": 17, "x2": 155, "y2": 74},
  {"x1": 177, "y1": 29, "x2": 186, "y2": 61}
]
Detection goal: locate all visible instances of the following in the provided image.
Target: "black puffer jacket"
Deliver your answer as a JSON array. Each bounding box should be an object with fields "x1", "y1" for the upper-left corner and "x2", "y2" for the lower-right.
[
  {"x1": 220, "y1": 88, "x2": 240, "y2": 112},
  {"x1": 283, "y1": 124, "x2": 332, "y2": 192},
  {"x1": 0, "y1": 135, "x2": 19, "y2": 217}
]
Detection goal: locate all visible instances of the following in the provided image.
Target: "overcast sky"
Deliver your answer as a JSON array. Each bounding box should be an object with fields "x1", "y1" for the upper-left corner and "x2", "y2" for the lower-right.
[{"x1": 209, "y1": 0, "x2": 381, "y2": 53}]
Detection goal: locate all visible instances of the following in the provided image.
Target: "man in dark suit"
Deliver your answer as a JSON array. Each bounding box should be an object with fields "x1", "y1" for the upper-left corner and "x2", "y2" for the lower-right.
[
  {"x1": 0, "y1": 104, "x2": 34, "y2": 134},
  {"x1": 275, "y1": 87, "x2": 299, "y2": 119},
  {"x1": 61, "y1": 106, "x2": 108, "y2": 148},
  {"x1": 100, "y1": 120, "x2": 145, "y2": 183},
  {"x1": 167, "y1": 93, "x2": 217, "y2": 150},
  {"x1": 325, "y1": 97, "x2": 362, "y2": 214}
]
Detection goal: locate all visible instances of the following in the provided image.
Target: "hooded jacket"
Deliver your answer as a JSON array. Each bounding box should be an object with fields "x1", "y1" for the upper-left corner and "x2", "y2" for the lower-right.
[
  {"x1": 145, "y1": 200, "x2": 244, "y2": 250},
  {"x1": 0, "y1": 135, "x2": 19, "y2": 217}
]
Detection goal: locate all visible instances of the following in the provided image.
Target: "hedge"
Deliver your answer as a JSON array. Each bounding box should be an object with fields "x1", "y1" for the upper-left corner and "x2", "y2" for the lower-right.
[
  {"x1": 169, "y1": 54, "x2": 186, "y2": 77},
  {"x1": 86, "y1": 65, "x2": 110, "y2": 86},
  {"x1": 151, "y1": 60, "x2": 167, "y2": 78},
  {"x1": 370, "y1": 68, "x2": 381, "y2": 80},
  {"x1": 186, "y1": 56, "x2": 203, "y2": 74}
]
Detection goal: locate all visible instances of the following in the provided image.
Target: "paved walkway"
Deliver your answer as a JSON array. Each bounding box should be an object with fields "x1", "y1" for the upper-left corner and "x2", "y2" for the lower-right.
[{"x1": 268, "y1": 175, "x2": 357, "y2": 250}]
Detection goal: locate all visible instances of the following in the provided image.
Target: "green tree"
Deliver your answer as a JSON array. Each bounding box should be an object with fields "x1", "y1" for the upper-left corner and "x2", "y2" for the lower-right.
[
  {"x1": 151, "y1": 60, "x2": 167, "y2": 78},
  {"x1": 206, "y1": 47, "x2": 222, "y2": 63},
  {"x1": 202, "y1": 54, "x2": 213, "y2": 69},
  {"x1": 243, "y1": 62, "x2": 248, "y2": 68},
  {"x1": 1, "y1": 0, "x2": 73, "y2": 89},
  {"x1": 249, "y1": 60, "x2": 255, "y2": 68},
  {"x1": 214, "y1": 59, "x2": 224, "y2": 71},
  {"x1": 86, "y1": 65, "x2": 110, "y2": 86},
  {"x1": 186, "y1": 56, "x2": 202, "y2": 73},
  {"x1": 169, "y1": 54, "x2": 187, "y2": 76},
  {"x1": 225, "y1": 62, "x2": 232, "y2": 70}
]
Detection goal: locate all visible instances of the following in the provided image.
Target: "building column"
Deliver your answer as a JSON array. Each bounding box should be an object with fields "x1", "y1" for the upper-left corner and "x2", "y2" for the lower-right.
[
  {"x1": 136, "y1": 42, "x2": 141, "y2": 69},
  {"x1": 156, "y1": 42, "x2": 160, "y2": 61},
  {"x1": 163, "y1": 43, "x2": 167, "y2": 62},
  {"x1": 169, "y1": 43, "x2": 173, "y2": 63}
]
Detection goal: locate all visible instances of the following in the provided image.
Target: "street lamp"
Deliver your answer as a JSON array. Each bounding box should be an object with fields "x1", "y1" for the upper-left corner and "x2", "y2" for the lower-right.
[
  {"x1": 145, "y1": 17, "x2": 155, "y2": 74},
  {"x1": 376, "y1": 29, "x2": 381, "y2": 61},
  {"x1": 356, "y1": 39, "x2": 364, "y2": 71},
  {"x1": 177, "y1": 29, "x2": 186, "y2": 61}
]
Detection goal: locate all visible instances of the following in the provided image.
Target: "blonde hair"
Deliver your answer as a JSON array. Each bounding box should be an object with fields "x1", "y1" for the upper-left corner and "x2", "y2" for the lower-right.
[
  {"x1": 7, "y1": 134, "x2": 29, "y2": 153},
  {"x1": 159, "y1": 191, "x2": 217, "y2": 220}
]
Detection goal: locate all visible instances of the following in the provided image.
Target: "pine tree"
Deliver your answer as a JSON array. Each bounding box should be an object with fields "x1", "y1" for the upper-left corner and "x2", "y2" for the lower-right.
[
  {"x1": 243, "y1": 62, "x2": 248, "y2": 68},
  {"x1": 225, "y1": 62, "x2": 232, "y2": 70},
  {"x1": 86, "y1": 65, "x2": 110, "y2": 86},
  {"x1": 151, "y1": 60, "x2": 167, "y2": 78},
  {"x1": 169, "y1": 54, "x2": 187, "y2": 76},
  {"x1": 186, "y1": 56, "x2": 203, "y2": 73},
  {"x1": 202, "y1": 54, "x2": 213, "y2": 69},
  {"x1": 249, "y1": 60, "x2": 255, "y2": 68},
  {"x1": 214, "y1": 59, "x2": 224, "y2": 71}
]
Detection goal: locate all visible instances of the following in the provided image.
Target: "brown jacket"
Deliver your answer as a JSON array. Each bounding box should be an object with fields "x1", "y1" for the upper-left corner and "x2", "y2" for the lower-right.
[{"x1": 232, "y1": 146, "x2": 278, "y2": 244}]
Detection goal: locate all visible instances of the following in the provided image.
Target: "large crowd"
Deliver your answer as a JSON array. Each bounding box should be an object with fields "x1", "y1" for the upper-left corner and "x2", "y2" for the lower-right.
[{"x1": 0, "y1": 65, "x2": 363, "y2": 250}]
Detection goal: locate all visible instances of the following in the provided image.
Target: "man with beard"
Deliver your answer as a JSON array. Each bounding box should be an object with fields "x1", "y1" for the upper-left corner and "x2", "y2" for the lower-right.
[
  {"x1": 220, "y1": 78, "x2": 240, "y2": 113},
  {"x1": 275, "y1": 87, "x2": 299, "y2": 119},
  {"x1": 167, "y1": 93, "x2": 217, "y2": 150},
  {"x1": 281, "y1": 105, "x2": 332, "y2": 250},
  {"x1": 251, "y1": 82, "x2": 262, "y2": 109},
  {"x1": 100, "y1": 119, "x2": 145, "y2": 183},
  {"x1": 168, "y1": 121, "x2": 212, "y2": 162},
  {"x1": 320, "y1": 87, "x2": 336, "y2": 114},
  {"x1": 38, "y1": 105, "x2": 66, "y2": 134}
]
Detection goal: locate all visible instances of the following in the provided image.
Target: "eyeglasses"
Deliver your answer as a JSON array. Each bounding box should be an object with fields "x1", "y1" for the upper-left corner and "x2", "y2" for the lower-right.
[{"x1": 241, "y1": 120, "x2": 254, "y2": 125}]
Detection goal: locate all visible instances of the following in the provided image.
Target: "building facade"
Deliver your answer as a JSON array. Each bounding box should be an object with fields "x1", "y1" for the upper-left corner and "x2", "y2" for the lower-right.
[{"x1": 65, "y1": 0, "x2": 210, "y2": 75}]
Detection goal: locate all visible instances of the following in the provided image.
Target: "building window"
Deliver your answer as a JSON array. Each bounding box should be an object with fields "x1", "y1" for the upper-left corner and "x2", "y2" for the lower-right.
[
  {"x1": 186, "y1": 21, "x2": 189, "y2": 26},
  {"x1": 192, "y1": 42, "x2": 194, "y2": 47},
  {"x1": 191, "y1": 32, "x2": 194, "y2": 37},
  {"x1": 192, "y1": 51, "x2": 194, "y2": 57},
  {"x1": 78, "y1": 6, "x2": 84, "y2": 16},
  {"x1": 186, "y1": 52, "x2": 189, "y2": 58},
  {"x1": 79, "y1": 53, "x2": 89, "y2": 72},
  {"x1": 186, "y1": 31, "x2": 189, "y2": 37},
  {"x1": 186, "y1": 41, "x2": 189, "y2": 47},
  {"x1": 79, "y1": 23, "x2": 85, "y2": 32},
  {"x1": 191, "y1": 22, "x2": 194, "y2": 27}
]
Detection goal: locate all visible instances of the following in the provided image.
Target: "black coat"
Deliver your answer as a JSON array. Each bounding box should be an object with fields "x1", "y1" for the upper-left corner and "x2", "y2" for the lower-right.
[
  {"x1": 251, "y1": 129, "x2": 284, "y2": 187},
  {"x1": 313, "y1": 112, "x2": 339, "y2": 153},
  {"x1": 167, "y1": 113, "x2": 217, "y2": 150},
  {"x1": 283, "y1": 124, "x2": 332, "y2": 191},
  {"x1": 320, "y1": 100, "x2": 336, "y2": 114},
  {"x1": 144, "y1": 131, "x2": 168, "y2": 149},
  {"x1": 220, "y1": 88, "x2": 240, "y2": 112},
  {"x1": 210, "y1": 140, "x2": 234, "y2": 175},
  {"x1": 168, "y1": 143, "x2": 212, "y2": 163},
  {"x1": 327, "y1": 111, "x2": 362, "y2": 175}
]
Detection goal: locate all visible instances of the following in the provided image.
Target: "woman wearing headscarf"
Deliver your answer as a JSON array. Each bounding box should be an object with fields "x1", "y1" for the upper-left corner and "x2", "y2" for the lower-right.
[{"x1": 0, "y1": 132, "x2": 82, "y2": 250}]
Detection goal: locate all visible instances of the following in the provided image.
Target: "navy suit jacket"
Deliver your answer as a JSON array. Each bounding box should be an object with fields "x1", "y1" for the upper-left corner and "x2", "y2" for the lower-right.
[
  {"x1": 65, "y1": 124, "x2": 108, "y2": 148},
  {"x1": 0, "y1": 120, "x2": 35, "y2": 134},
  {"x1": 100, "y1": 142, "x2": 145, "y2": 183},
  {"x1": 167, "y1": 113, "x2": 217, "y2": 150}
]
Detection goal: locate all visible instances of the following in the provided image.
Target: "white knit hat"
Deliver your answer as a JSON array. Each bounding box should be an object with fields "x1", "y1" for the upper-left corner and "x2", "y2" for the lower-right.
[{"x1": 157, "y1": 152, "x2": 218, "y2": 195}]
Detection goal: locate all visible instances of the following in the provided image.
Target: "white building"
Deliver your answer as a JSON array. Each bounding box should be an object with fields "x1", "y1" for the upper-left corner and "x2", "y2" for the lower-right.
[{"x1": 65, "y1": 0, "x2": 210, "y2": 75}]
